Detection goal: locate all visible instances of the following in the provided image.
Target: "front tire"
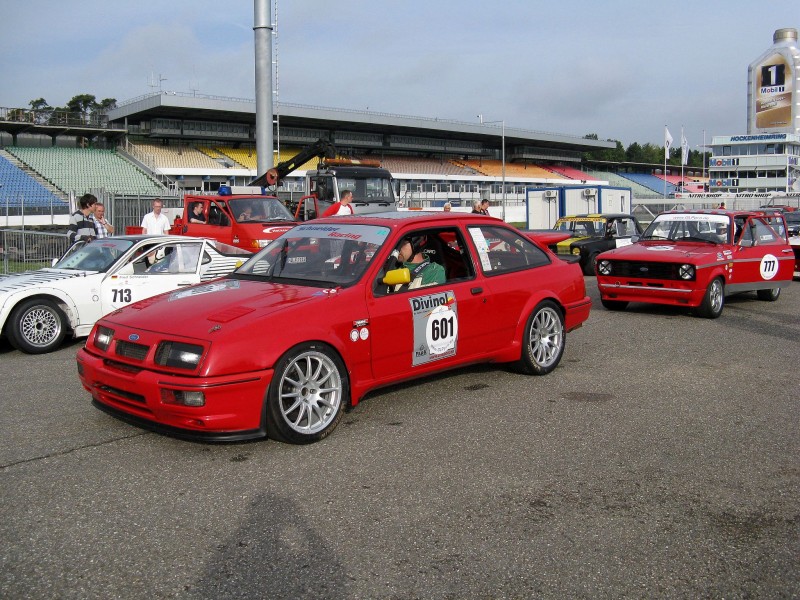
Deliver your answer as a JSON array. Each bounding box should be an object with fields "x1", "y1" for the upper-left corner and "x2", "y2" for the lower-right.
[
  {"x1": 601, "y1": 298, "x2": 628, "y2": 311},
  {"x1": 695, "y1": 277, "x2": 724, "y2": 318},
  {"x1": 7, "y1": 298, "x2": 67, "y2": 354},
  {"x1": 265, "y1": 343, "x2": 347, "y2": 444},
  {"x1": 756, "y1": 287, "x2": 780, "y2": 302},
  {"x1": 514, "y1": 300, "x2": 565, "y2": 375}
]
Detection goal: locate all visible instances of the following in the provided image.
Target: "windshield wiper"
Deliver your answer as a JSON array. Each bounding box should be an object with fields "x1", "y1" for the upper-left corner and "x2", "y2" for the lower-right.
[{"x1": 681, "y1": 236, "x2": 717, "y2": 244}]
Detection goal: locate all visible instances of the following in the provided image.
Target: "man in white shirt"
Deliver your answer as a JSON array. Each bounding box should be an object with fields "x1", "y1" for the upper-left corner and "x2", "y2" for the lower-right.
[{"x1": 141, "y1": 199, "x2": 171, "y2": 235}]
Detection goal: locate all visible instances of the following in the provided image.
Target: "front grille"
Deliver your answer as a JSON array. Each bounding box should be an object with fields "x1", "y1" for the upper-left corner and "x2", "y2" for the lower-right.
[
  {"x1": 115, "y1": 340, "x2": 150, "y2": 360},
  {"x1": 610, "y1": 261, "x2": 678, "y2": 280}
]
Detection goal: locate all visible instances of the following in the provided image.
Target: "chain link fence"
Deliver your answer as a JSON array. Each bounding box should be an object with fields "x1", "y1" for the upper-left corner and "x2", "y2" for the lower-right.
[{"x1": 1, "y1": 229, "x2": 71, "y2": 274}]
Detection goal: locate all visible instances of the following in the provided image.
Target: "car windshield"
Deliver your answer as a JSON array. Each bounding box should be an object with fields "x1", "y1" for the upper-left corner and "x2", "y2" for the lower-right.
[
  {"x1": 229, "y1": 198, "x2": 295, "y2": 223},
  {"x1": 641, "y1": 214, "x2": 730, "y2": 243},
  {"x1": 554, "y1": 218, "x2": 604, "y2": 236},
  {"x1": 235, "y1": 223, "x2": 391, "y2": 287},
  {"x1": 54, "y1": 238, "x2": 135, "y2": 272}
]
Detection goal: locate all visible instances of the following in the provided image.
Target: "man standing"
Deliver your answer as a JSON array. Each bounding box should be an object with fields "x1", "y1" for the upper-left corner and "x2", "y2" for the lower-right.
[
  {"x1": 322, "y1": 189, "x2": 355, "y2": 217},
  {"x1": 93, "y1": 202, "x2": 114, "y2": 238},
  {"x1": 141, "y1": 199, "x2": 171, "y2": 235},
  {"x1": 67, "y1": 193, "x2": 97, "y2": 244}
]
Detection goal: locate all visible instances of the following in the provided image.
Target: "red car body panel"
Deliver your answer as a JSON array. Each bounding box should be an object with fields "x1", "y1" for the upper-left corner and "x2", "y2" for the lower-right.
[
  {"x1": 77, "y1": 212, "x2": 590, "y2": 441},
  {"x1": 596, "y1": 210, "x2": 794, "y2": 309}
]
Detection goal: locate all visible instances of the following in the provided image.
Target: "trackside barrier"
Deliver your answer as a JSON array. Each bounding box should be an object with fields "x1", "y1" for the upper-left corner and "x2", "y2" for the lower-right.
[{"x1": 0, "y1": 229, "x2": 71, "y2": 275}]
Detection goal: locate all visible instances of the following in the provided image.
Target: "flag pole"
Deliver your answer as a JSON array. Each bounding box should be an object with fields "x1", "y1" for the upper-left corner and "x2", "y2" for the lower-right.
[
  {"x1": 681, "y1": 126, "x2": 685, "y2": 192},
  {"x1": 664, "y1": 125, "x2": 668, "y2": 199}
]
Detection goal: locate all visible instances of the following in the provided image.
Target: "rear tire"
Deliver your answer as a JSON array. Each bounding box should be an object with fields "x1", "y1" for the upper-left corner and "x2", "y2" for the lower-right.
[
  {"x1": 756, "y1": 287, "x2": 780, "y2": 302},
  {"x1": 265, "y1": 342, "x2": 347, "y2": 444},
  {"x1": 601, "y1": 298, "x2": 628, "y2": 311},
  {"x1": 7, "y1": 298, "x2": 67, "y2": 354},
  {"x1": 695, "y1": 277, "x2": 724, "y2": 318},
  {"x1": 514, "y1": 300, "x2": 565, "y2": 375}
]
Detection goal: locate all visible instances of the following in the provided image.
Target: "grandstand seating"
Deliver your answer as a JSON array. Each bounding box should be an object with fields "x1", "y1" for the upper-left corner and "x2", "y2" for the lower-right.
[
  {"x1": 130, "y1": 141, "x2": 223, "y2": 170},
  {"x1": 0, "y1": 154, "x2": 66, "y2": 207},
  {"x1": 584, "y1": 170, "x2": 662, "y2": 198},
  {"x1": 619, "y1": 172, "x2": 678, "y2": 196},
  {"x1": 545, "y1": 164, "x2": 593, "y2": 180},
  {"x1": 213, "y1": 147, "x2": 256, "y2": 170},
  {"x1": 658, "y1": 174, "x2": 707, "y2": 192},
  {"x1": 7, "y1": 147, "x2": 165, "y2": 195},
  {"x1": 456, "y1": 159, "x2": 565, "y2": 179},
  {"x1": 379, "y1": 156, "x2": 477, "y2": 176}
]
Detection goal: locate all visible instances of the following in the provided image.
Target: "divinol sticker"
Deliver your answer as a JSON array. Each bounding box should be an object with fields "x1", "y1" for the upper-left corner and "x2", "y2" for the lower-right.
[{"x1": 410, "y1": 291, "x2": 458, "y2": 366}]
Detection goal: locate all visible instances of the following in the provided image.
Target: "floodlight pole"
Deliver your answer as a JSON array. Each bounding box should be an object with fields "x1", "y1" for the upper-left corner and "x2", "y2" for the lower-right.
[
  {"x1": 479, "y1": 115, "x2": 506, "y2": 220},
  {"x1": 254, "y1": 0, "x2": 274, "y2": 176}
]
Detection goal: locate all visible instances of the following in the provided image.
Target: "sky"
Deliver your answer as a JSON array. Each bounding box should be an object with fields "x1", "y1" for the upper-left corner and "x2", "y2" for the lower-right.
[{"x1": 0, "y1": 0, "x2": 795, "y2": 147}]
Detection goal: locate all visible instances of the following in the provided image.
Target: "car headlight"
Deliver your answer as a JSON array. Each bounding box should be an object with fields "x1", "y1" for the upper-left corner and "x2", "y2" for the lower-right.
[
  {"x1": 597, "y1": 260, "x2": 612, "y2": 275},
  {"x1": 154, "y1": 341, "x2": 204, "y2": 370},
  {"x1": 571, "y1": 247, "x2": 581, "y2": 255},
  {"x1": 95, "y1": 326, "x2": 115, "y2": 351},
  {"x1": 678, "y1": 264, "x2": 695, "y2": 280}
]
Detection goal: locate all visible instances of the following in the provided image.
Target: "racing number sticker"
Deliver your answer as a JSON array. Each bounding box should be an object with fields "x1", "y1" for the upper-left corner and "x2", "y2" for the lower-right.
[
  {"x1": 760, "y1": 254, "x2": 779, "y2": 280},
  {"x1": 112, "y1": 288, "x2": 132, "y2": 303},
  {"x1": 410, "y1": 291, "x2": 458, "y2": 366}
]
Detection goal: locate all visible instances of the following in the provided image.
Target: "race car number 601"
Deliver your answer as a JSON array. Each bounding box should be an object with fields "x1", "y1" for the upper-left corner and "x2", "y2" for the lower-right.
[
  {"x1": 410, "y1": 290, "x2": 458, "y2": 366},
  {"x1": 426, "y1": 304, "x2": 458, "y2": 356}
]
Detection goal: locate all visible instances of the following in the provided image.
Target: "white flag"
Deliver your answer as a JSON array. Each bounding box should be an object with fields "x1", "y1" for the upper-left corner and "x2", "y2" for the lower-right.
[
  {"x1": 681, "y1": 128, "x2": 689, "y2": 165},
  {"x1": 664, "y1": 126, "x2": 673, "y2": 160}
]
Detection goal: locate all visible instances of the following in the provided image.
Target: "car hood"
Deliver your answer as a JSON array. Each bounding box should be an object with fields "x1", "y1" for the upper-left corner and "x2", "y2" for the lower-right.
[
  {"x1": 0, "y1": 268, "x2": 95, "y2": 294},
  {"x1": 102, "y1": 277, "x2": 329, "y2": 337},
  {"x1": 599, "y1": 241, "x2": 721, "y2": 262}
]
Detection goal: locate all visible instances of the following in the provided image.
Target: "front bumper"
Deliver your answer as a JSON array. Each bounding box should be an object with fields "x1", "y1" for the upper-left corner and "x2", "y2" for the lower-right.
[
  {"x1": 597, "y1": 278, "x2": 704, "y2": 307},
  {"x1": 78, "y1": 348, "x2": 273, "y2": 441}
]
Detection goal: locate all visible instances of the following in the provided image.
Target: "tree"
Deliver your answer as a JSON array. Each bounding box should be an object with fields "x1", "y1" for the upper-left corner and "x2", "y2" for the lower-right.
[{"x1": 28, "y1": 98, "x2": 53, "y2": 125}]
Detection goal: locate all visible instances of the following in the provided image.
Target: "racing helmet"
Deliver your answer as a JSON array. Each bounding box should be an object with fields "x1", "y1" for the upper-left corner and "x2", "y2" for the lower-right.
[{"x1": 407, "y1": 235, "x2": 428, "y2": 256}]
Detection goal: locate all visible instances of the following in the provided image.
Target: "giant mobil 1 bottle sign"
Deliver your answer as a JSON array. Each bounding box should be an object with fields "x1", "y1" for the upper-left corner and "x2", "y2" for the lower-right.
[{"x1": 747, "y1": 28, "x2": 799, "y2": 134}]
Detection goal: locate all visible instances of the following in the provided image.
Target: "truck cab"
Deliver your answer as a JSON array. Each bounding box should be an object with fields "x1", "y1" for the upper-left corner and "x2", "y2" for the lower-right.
[
  {"x1": 179, "y1": 188, "x2": 296, "y2": 251},
  {"x1": 299, "y1": 162, "x2": 397, "y2": 219}
]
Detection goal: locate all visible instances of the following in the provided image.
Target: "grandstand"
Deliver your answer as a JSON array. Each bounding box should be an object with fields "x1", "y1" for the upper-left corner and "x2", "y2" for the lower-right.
[
  {"x1": 2, "y1": 92, "x2": 714, "y2": 214},
  {"x1": 6, "y1": 147, "x2": 165, "y2": 196},
  {"x1": 617, "y1": 172, "x2": 679, "y2": 196},
  {"x1": 0, "y1": 152, "x2": 65, "y2": 208}
]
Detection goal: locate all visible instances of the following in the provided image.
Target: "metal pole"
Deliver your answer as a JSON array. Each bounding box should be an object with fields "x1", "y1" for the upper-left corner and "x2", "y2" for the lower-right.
[
  {"x1": 501, "y1": 121, "x2": 506, "y2": 221},
  {"x1": 254, "y1": 0, "x2": 274, "y2": 176}
]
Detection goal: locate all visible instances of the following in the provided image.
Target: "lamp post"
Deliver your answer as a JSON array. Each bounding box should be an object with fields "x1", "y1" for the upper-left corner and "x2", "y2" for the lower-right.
[{"x1": 478, "y1": 115, "x2": 506, "y2": 220}]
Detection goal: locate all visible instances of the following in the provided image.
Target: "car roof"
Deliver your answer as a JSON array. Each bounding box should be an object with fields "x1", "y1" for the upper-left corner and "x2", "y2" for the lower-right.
[
  {"x1": 311, "y1": 211, "x2": 502, "y2": 227},
  {"x1": 557, "y1": 213, "x2": 634, "y2": 220}
]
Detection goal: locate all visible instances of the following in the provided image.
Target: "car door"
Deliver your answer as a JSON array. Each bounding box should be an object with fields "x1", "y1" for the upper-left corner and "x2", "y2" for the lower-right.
[
  {"x1": 464, "y1": 223, "x2": 555, "y2": 346},
  {"x1": 182, "y1": 199, "x2": 234, "y2": 245},
  {"x1": 101, "y1": 240, "x2": 204, "y2": 313},
  {"x1": 731, "y1": 216, "x2": 794, "y2": 289},
  {"x1": 366, "y1": 227, "x2": 490, "y2": 382}
]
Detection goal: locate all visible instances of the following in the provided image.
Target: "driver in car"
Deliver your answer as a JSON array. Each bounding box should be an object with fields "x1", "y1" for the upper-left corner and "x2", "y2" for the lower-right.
[{"x1": 394, "y1": 235, "x2": 446, "y2": 289}]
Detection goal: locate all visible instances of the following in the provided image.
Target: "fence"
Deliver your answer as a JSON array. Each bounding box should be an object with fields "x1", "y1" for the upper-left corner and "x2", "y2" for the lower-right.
[{"x1": 1, "y1": 229, "x2": 71, "y2": 274}]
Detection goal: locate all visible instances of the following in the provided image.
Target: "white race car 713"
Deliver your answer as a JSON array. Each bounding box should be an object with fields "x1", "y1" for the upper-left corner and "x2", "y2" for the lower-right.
[{"x1": 0, "y1": 235, "x2": 249, "y2": 354}]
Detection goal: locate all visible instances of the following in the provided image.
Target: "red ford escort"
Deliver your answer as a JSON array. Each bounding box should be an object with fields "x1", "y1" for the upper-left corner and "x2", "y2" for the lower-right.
[
  {"x1": 77, "y1": 212, "x2": 590, "y2": 443},
  {"x1": 595, "y1": 209, "x2": 794, "y2": 318}
]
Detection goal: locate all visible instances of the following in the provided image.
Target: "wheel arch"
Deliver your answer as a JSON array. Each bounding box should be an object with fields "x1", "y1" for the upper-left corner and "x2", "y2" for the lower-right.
[
  {"x1": 1, "y1": 291, "x2": 78, "y2": 337},
  {"x1": 497, "y1": 292, "x2": 566, "y2": 363}
]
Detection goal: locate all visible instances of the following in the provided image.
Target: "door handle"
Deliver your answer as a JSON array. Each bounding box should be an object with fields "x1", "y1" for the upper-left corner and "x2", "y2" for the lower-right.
[
  {"x1": 471, "y1": 287, "x2": 483, "y2": 295},
  {"x1": 782, "y1": 249, "x2": 794, "y2": 253}
]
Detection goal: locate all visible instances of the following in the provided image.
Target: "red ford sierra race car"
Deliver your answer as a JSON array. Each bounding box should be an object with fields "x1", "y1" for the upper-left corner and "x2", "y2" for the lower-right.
[
  {"x1": 595, "y1": 209, "x2": 794, "y2": 318},
  {"x1": 77, "y1": 212, "x2": 591, "y2": 443}
]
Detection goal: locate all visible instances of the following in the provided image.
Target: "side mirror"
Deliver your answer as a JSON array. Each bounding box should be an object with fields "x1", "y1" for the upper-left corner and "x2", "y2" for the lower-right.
[
  {"x1": 383, "y1": 267, "x2": 411, "y2": 286},
  {"x1": 630, "y1": 235, "x2": 640, "y2": 243},
  {"x1": 51, "y1": 258, "x2": 58, "y2": 267}
]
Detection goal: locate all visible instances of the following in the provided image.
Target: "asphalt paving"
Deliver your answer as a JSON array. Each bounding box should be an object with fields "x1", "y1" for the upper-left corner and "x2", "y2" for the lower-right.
[{"x1": 2, "y1": 280, "x2": 799, "y2": 599}]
